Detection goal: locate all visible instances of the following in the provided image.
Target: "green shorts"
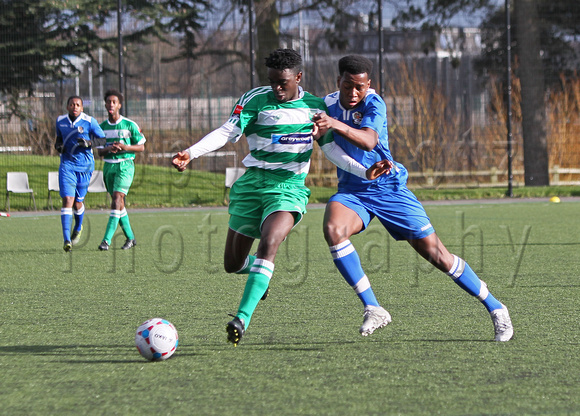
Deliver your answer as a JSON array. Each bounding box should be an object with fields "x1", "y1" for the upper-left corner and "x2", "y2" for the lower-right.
[
  {"x1": 228, "y1": 168, "x2": 311, "y2": 239},
  {"x1": 103, "y1": 160, "x2": 135, "y2": 195}
]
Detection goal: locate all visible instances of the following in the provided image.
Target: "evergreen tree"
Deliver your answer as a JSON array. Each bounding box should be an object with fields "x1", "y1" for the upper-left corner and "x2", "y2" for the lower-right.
[{"x1": 0, "y1": 0, "x2": 210, "y2": 118}]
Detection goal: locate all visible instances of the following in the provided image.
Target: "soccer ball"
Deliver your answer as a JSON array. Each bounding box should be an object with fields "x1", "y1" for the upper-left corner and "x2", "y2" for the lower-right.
[{"x1": 135, "y1": 318, "x2": 179, "y2": 361}]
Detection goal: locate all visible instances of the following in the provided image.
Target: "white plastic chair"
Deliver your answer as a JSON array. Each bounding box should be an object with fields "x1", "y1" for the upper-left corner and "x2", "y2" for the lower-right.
[
  {"x1": 6, "y1": 172, "x2": 36, "y2": 212},
  {"x1": 224, "y1": 167, "x2": 245, "y2": 203},
  {"x1": 88, "y1": 170, "x2": 109, "y2": 204},
  {"x1": 225, "y1": 167, "x2": 246, "y2": 188},
  {"x1": 47, "y1": 171, "x2": 59, "y2": 209},
  {"x1": 88, "y1": 170, "x2": 107, "y2": 193}
]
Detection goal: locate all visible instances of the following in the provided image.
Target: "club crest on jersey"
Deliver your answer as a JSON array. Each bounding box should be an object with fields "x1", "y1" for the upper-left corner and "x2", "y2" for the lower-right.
[
  {"x1": 272, "y1": 132, "x2": 312, "y2": 145},
  {"x1": 353, "y1": 112, "x2": 363, "y2": 125},
  {"x1": 77, "y1": 126, "x2": 84, "y2": 133}
]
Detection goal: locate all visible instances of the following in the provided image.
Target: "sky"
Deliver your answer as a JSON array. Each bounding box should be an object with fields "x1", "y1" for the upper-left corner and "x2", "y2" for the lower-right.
[{"x1": 201, "y1": 0, "x2": 502, "y2": 33}]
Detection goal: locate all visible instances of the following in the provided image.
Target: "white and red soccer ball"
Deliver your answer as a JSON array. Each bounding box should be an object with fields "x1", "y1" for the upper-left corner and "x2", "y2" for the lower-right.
[{"x1": 135, "y1": 318, "x2": 178, "y2": 361}]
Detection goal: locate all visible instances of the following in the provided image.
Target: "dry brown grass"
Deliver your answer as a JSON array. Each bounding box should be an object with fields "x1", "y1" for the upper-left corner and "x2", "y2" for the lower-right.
[
  {"x1": 308, "y1": 66, "x2": 580, "y2": 188},
  {"x1": 5, "y1": 69, "x2": 579, "y2": 188},
  {"x1": 547, "y1": 74, "x2": 580, "y2": 169}
]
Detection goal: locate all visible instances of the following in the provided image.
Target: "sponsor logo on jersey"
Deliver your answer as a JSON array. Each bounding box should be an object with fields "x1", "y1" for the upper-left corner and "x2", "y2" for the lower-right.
[
  {"x1": 233, "y1": 104, "x2": 244, "y2": 115},
  {"x1": 272, "y1": 132, "x2": 312, "y2": 145},
  {"x1": 353, "y1": 112, "x2": 363, "y2": 125}
]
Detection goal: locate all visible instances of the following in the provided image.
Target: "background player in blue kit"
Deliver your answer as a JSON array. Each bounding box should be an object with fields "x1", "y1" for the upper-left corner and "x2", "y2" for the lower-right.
[
  {"x1": 313, "y1": 55, "x2": 514, "y2": 341},
  {"x1": 55, "y1": 96, "x2": 105, "y2": 252}
]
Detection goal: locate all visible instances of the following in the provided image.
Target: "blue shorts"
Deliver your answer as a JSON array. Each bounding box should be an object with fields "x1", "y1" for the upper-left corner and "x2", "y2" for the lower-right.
[
  {"x1": 59, "y1": 164, "x2": 92, "y2": 202},
  {"x1": 329, "y1": 185, "x2": 434, "y2": 241}
]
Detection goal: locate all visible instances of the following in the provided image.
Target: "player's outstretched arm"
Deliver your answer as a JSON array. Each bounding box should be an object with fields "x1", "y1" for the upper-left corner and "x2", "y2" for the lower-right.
[
  {"x1": 172, "y1": 122, "x2": 242, "y2": 172},
  {"x1": 172, "y1": 151, "x2": 191, "y2": 172}
]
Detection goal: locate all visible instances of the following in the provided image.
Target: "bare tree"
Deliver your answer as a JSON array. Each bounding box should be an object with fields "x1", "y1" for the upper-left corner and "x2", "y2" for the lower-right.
[{"x1": 514, "y1": 0, "x2": 549, "y2": 185}]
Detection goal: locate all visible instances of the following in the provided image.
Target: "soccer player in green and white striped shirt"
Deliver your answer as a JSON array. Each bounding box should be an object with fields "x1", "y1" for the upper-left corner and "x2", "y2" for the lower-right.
[
  {"x1": 97, "y1": 89, "x2": 146, "y2": 251},
  {"x1": 172, "y1": 49, "x2": 391, "y2": 346}
]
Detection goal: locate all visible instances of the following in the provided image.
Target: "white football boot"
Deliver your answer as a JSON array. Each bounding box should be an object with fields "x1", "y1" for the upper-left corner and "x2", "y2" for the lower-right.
[
  {"x1": 490, "y1": 304, "x2": 514, "y2": 342},
  {"x1": 360, "y1": 305, "x2": 392, "y2": 336}
]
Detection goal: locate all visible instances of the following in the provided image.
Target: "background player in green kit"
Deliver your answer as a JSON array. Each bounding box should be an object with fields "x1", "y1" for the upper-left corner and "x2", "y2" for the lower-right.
[
  {"x1": 172, "y1": 49, "x2": 391, "y2": 346},
  {"x1": 96, "y1": 89, "x2": 146, "y2": 251}
]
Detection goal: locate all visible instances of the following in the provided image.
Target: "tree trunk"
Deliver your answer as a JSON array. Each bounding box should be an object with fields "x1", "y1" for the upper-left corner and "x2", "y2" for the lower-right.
[
  {"x1": 254, "y1": 0, "x2": 280, "y2": 85},
  {"x1": 514, "y1": 0, "x2": 550, "y2": 186}
]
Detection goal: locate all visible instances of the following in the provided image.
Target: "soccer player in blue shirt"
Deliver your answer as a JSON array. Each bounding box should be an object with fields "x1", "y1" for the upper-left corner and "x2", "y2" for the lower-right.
[
  {"x1": 313, "y1": 55, "x2": 514, "y2": 341},
  {"x1": 55, "y1": 96, "x2": 106, "y2": 252}
]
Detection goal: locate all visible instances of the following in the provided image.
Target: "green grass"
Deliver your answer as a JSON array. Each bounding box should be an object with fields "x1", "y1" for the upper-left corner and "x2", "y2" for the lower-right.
[
  {"x1": 1, "y1": 154, "x2": 234, "y2": 210},
  {"x1": 2, "y1": 154, "x2": 580, "y2": 212},
  {"x1": 1, "y1": 201, "x2": 579, "y2": 415}
]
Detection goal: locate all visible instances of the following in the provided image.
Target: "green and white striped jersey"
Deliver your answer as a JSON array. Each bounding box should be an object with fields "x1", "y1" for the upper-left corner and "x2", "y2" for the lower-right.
[
  {"x1": 228, "y1": 86, "x2": 327, "y2": 182},
  {"x1": 99, "y1": 116, "x2": 146, "y2": 163}
]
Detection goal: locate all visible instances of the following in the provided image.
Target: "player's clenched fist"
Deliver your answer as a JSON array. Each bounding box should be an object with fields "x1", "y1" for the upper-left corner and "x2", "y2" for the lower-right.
[
  {"x1": 172, "y1": 151, "x2": 191, "y2": 172},
  {"x1": 366, "y1": 159, "x2": 394, "y2": 180}
]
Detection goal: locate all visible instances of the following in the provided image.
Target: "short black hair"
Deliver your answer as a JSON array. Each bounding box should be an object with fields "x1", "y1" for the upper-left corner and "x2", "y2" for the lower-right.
[
  {"x1": 338, "y1": 55, "x2": 373, "y2": 77},
  {"x1": 104, "y1": 89, "x2": 123, "y2": 104},
  {"x1": 67, "y1": 95, "x2": 83, "y2": 105},
  {"x1": 265, "y1": 49, "x2": 302, "y2": 74}
]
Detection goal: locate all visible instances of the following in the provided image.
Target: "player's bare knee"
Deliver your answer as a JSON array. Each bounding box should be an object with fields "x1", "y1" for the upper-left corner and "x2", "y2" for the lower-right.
[
  {"x1": 112, "y1": 194, "x2": 124, "y2": 209},
  {"x1": 256, "y1": 236, "x2": 282, "y2": 259},
  {"x1": 423, "y1": 248, "x2": 453, "y2": 272},
  {"x1": 323, "y1": 221, "x2": 346, "y2": 246}
]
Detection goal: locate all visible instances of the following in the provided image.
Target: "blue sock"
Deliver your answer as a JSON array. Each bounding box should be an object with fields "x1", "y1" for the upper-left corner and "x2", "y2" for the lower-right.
[
  {"x1": 447, "y1": 255, "x2": 503, "y2": 312},
  {"x1": 73, "y1": 203, "x2": 85, "y2": 233},
  {"x1": 61, "y1": 207, "x2": 73, "y2": 242},
  {"x1": 330, "y1": 240, "x2": 379, "y2": 307}
]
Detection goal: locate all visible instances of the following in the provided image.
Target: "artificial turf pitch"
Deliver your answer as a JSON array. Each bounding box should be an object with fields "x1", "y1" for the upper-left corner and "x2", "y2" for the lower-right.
[{"x1": 1, "y1": 200, "x2": 578, "y2": 415}]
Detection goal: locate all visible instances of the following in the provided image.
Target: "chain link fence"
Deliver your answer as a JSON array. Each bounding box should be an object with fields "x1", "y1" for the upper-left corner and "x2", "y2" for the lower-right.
[{"x1": 1, "y1": 3, "x2": 579, "y2": 210}]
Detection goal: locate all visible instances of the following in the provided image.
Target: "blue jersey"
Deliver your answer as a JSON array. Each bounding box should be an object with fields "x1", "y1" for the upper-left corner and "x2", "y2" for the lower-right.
[
  {"x1": 325, "y1": 89, "x2": 432, "y2": 240},
  {"x1": 56, "y1": 113, "x2": 105, "y2": 172},
  {"x1": 324, "y1": 89, "x2": 406, "y2": 192}
]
